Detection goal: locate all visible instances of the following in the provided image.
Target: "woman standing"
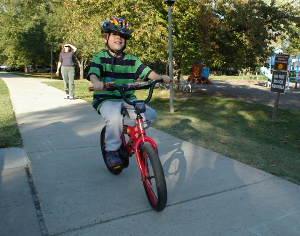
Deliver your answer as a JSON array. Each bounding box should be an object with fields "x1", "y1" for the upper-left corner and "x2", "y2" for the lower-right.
[{"x1": 56, "y1": 43, "x2": 77, "y2": 99}]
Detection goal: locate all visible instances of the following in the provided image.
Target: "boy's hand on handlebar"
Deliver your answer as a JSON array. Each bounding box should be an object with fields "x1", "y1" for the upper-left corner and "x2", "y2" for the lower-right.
[
  {"x1": 148, "y1": 71, "x2": 171, "y2": 83},
  {"x1": 161, "y1": 75, "x2": 171, "y2": 84},
  {"x1": 93, "y1": 81, "x2": 105, "y2": 91},
  {"x1": 89, "y1": 74, "x2": 105, "y2": 91}
]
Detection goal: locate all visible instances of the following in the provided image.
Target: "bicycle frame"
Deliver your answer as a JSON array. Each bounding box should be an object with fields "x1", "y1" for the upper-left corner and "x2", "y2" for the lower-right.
[
  {"x1": 89, "y1": 79, "x2": 162, "y2": 162},
  {"x1": 111, "y1": 80, "x2": 161, "y2": 177},
  {"x1": 121, "y1": 114, "x2": 158, "y2": 178}
]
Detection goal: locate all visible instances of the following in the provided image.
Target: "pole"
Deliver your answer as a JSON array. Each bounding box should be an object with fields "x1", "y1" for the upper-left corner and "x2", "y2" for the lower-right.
[
  {"x1": 272, "y1": 93, "x2": 280, "y2": 120},
  {"x1": 51, "y1": 49, "x2": 53, "y2": 79},
  {"x1": 167, "y1": 4, "x2": 174, "y2": 113}
]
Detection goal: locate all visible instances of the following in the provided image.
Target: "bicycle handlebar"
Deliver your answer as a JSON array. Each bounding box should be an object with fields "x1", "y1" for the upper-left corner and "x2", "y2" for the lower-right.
[{"x1": 88, "y1": 79, "x2": 165, "y2": 106}]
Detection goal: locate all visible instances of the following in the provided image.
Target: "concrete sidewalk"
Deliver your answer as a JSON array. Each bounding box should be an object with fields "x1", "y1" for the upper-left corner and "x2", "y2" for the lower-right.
[{"x1": 1, "y1": 72, "x2": 300, "y2": 236}]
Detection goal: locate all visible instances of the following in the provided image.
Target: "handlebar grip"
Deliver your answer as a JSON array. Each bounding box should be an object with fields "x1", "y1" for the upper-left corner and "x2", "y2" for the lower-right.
[{"x1": 88, "y1": 83, "x2": 112, "y2": 91}]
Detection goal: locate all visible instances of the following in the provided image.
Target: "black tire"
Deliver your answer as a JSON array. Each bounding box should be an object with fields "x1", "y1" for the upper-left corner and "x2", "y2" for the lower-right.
[
  {"x1": 100, "y1": 126, "x2": 123, "y2": 175},
  {"x1": 140, "y1": 143, "x2": 167, "y2": 211}
]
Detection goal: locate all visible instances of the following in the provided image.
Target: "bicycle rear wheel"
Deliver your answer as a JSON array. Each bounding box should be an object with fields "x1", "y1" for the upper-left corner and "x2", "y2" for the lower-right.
[{"x1": 140, "y1": 143, "x2": 167, "y2": 211}]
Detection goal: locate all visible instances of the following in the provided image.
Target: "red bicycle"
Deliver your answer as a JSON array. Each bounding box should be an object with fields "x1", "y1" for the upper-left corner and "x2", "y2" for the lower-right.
[{"x1": 89, "y1": 79, "x2": 167, "y2": 211}]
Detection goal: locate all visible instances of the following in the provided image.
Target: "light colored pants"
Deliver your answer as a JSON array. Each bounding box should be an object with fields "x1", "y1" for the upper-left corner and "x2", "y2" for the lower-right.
[
  {"x1": 61, "y1": 66, "x2": 75, "y2": 97},
  {"x1": 99, "y1": 100, "x2": 158, "y2": 151}
]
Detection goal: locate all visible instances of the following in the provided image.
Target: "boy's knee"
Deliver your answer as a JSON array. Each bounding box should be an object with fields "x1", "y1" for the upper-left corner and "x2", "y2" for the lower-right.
[{"x1": 150, "y1": 111, "x2": 158, "y2": 121}]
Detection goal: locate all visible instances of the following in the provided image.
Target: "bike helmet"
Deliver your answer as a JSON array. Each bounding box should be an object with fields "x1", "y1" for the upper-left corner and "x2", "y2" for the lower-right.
[{"x1": 101, "y1": 17, "x2": 132, "y2": 39}]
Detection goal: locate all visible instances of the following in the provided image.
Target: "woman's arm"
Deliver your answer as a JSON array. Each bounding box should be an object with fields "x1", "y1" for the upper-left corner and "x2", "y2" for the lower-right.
[
  {"x1": 66, "y1": 43, "x2": 77, "y2": 52},
  {"x1": 56, "y1": 62, "x2": 62, "y2": 76}
]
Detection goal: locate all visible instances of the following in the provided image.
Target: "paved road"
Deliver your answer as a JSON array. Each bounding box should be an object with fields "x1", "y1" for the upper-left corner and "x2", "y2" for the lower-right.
[
  {"x1": 1, "y1": 72, "x2": 300, "y2": 236},
  {"x1": 180, "y1": 78, "x2": 300, "y2": 111}
]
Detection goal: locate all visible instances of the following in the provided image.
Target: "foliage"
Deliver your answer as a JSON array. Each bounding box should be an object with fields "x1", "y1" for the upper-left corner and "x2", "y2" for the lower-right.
[
  {"x1": 189, "y1": 0, "x2": 300, "y2": 71},
  {"x1": 142, "y1": 0, "x2": 300, "y2": 86},
  {"x1": 0, "y1": 0, "x2": 50, "y2": 67},
  {"x1": 1, "y1": 0, "x2": 300, "y2": 82},
  {"x1": 283, "y1": 27, "x2": 300, "y2": 55}
]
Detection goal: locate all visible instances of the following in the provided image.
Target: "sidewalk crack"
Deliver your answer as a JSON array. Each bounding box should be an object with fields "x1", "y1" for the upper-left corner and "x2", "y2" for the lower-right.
[{"x1": 26, "y1": 166, "x2": 49, "y2": 236}]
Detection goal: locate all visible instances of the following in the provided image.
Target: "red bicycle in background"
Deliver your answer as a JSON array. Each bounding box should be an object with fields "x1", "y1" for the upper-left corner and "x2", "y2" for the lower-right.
[{"x1": 89, "y1": 79, "x2": 167, "y2": 211}]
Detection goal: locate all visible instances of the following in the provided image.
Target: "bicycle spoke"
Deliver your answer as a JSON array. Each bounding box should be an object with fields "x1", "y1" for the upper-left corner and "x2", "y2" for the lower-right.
[{"x1": 145, "y1": 176, "x2": 155, "y2": 180}]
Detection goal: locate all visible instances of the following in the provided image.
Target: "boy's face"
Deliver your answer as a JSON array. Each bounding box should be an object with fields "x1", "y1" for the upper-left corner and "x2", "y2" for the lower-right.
[{"x1": 103, "y1": 32, "x2": 126, "y2": 52}]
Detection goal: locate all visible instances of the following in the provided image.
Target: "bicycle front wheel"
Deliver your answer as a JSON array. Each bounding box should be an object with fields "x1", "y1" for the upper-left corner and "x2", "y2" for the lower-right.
[{"x1": 140, "y1": 143, "x2": 167, "y2": 211}]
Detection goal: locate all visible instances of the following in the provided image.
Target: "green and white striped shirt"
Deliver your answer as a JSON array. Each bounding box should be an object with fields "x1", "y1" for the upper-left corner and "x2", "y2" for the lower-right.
[{"x1": 87, "y1": 50, "x2": 152, "y2": 112}]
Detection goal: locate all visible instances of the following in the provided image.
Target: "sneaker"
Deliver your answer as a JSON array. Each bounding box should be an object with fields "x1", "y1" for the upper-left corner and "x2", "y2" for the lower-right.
[
  {"x1": 64, "y1": 94, "x2": 69, "y2": 99},
  {"x1": 69, "y1": 97, "x2": 75, "y2": 100},
  {"x1": 106, "y1": 151, "x2": 122, "y2": 168}
]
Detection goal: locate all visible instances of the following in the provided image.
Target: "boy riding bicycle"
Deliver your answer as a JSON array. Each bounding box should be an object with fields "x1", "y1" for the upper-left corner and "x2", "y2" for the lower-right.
[{"x1": 87, "y1": 17, "x2": 170, "y2": 168}]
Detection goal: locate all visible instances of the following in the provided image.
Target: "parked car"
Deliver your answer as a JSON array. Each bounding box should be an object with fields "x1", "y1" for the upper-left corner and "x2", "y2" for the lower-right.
[
  {"x1": 36, "y1": 65, "x2": 51, "y2": 73},
  {"x1": 27, "y1": 65, "x2": 36, "y2": 72},
  {"x1": 7, "y1": 66, "x2": 25, "y2": 72},
  {"x1": 49, "y1": 66, "x2": 57, "y2": 73},
  {"x1": 0, "y1": 65, "x2": 9, "y2": 71}
]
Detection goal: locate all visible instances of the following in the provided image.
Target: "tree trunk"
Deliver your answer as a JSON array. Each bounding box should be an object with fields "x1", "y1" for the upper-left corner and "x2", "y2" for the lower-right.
[
  {"x1": 173, "y1": 58, "x2": 181, "y2": 91},
  {"x1": 76, "y1": 57, "x2": 89, "y2": 80},
  {"x1": 79, "y1": 60, "x2": 84, "y2": 80}
]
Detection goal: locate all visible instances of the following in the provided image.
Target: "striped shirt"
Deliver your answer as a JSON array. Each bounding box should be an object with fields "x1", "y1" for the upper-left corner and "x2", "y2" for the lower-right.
[{"x1": 87, "y1": 50, "x2": 152, "y2": 112}]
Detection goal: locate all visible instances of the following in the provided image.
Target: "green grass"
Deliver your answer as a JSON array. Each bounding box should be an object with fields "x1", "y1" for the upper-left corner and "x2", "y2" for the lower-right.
[
  {"x1": 3, "y1": 74, "x2": 300, "y2": 185},
  {"x1": 8, "y1": 72, "x2": 57, "y2": 79},
  {"x1": 0, "y1": 78, "x2": 22, "y2": 148},
  {"x1": 151, "y1": 95, "x2": 300, "y2": 184}
]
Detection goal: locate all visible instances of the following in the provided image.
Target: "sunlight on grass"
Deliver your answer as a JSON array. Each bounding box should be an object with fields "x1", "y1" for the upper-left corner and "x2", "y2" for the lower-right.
[{"x1": 237, "y1": 110, "x2": 256, "y2": 121}]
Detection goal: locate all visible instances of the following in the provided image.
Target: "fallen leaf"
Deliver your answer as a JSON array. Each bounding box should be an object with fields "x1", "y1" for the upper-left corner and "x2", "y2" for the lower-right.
[{"x1": 220, "y1": 140, "x2": 226, "y2": 144}]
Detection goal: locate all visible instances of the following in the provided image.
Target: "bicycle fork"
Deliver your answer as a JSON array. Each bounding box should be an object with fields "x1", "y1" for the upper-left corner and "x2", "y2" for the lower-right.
[{"x1": 130, "y1": 114, "x2": 159, "y2": 180}]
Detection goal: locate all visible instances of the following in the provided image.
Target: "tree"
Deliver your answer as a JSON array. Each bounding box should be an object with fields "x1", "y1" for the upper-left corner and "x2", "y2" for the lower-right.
[
  {"x1": 47, "y1": 1, "x2": 103, "y2": 79},
  {"x1": 1, "y1": 0, "x2": 300, "y2": 85},
  {"x1": 195, "y1": 0, "x2": 300, "y2": 71},
  {"x1": 0, "y1": 0, "x2": 50, "y2": 68}
]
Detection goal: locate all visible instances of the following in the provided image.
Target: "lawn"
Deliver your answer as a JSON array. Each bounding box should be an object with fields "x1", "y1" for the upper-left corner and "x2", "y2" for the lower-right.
[{"x1": 0, "y1": 78, "x2": 22, "y2": 147}]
